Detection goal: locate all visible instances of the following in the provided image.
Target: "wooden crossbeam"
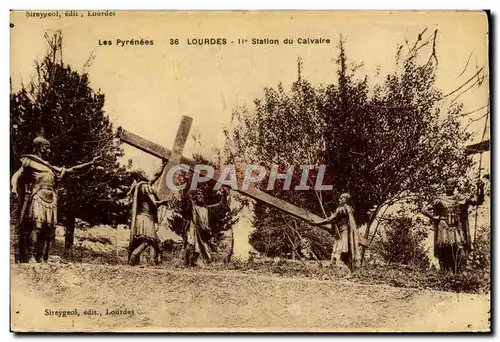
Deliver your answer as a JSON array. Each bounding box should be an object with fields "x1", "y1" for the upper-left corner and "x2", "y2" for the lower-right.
[
  {"x1": 117, "y1": 127, "x2": 370, "y2": 248},
  {"x1": 465, "y1": 140, "x2": 490, "y2": 156},
  {"x1": 154, "y1": 116, "x2": 193, "y2": 200}
]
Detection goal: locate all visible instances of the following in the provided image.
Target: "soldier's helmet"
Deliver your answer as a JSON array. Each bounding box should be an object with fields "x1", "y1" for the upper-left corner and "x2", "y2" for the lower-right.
[
  {"x1": 445, "y1": 178, "x2": 458, "y2": 192},
  {"x1": 33, "y1": 136, "x2": 50, "y2": 146},
  {"x1": 32, "y1": 136, "x2": 51, "y2": 156},
  {"x1": 33, "y1": 136, "x2": 50, "y2": 147},
  {"x1": 445, "y1": 178, "x2": 458, "y2": 186}
]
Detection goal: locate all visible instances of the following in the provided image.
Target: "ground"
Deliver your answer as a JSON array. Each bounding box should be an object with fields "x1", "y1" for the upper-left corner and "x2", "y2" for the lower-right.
[
  {"x1": 10, "y1": 263, "x2": 490, "y2": 332},
  {"x1": 10, "y1": 225, "x2": 491, "y2": 332}
]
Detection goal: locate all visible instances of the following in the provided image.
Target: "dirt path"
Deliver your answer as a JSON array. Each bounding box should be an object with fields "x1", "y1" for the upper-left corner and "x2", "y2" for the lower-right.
[{"x1": 10, "y1": 263, "x2": 490, "y2": 332}]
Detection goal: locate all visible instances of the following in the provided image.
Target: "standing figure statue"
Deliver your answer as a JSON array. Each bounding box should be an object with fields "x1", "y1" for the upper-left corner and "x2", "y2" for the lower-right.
[
  {"x1": 181, "y1": 189, "x2": 213, "y2": 267},
  {"x1": 181, "y1": 187, "x2": 232, "y2": 267},
  {"x1": 128, "y1": 172, "x2": 169, "y2": 266},
  {"x1": 10, "y1": 136, "x2": 99, "y2": 263},
  {"x1": 311, "y1": 193, "x2": 360, "y2": 272},
  {"x1": 422, "y1": 178, "x2": 485, "y2": 273}
]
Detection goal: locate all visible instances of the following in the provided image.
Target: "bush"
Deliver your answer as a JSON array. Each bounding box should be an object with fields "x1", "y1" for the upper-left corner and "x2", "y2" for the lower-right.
[
  {"x1": 378, "y1": 214, "x2": 430, "y2": 269},
  {"x1": 437, "y1": 271, "x2": 490, "y2": 293},
  {"x1": 467, "y1": 224, "x2": 490, "y2": 272}
]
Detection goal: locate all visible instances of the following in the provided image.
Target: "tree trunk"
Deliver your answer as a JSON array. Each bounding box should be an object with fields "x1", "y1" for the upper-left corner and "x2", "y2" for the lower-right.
[
  {"x1": 65, "y1": 208, "x2": 76, "y2": 252},
  {"x1": 360, "y1": 205, "x2": 382, "y2": 267},
  {"x1": 360, "y1": 227, "x2": 370, "y2": 267}
]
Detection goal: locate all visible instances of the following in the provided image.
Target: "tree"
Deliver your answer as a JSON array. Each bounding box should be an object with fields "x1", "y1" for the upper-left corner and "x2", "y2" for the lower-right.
[
  {"x1": 223, "y1": 30, "x2": 480, "y2": 259},
  {"x1": 10, "y1": 31, "x2": 134, "y2": 251}
]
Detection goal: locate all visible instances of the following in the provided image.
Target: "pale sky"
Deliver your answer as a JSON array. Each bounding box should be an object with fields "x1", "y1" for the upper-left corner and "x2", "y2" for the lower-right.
[{"x1": 11, "y1": 10, "x2": 490, "y2": 177}]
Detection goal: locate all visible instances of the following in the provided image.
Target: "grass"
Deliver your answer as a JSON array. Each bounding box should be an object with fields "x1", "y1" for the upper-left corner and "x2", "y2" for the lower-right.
[{"x1": 47, "y1": 225, "x2": 491, "y2": 295}]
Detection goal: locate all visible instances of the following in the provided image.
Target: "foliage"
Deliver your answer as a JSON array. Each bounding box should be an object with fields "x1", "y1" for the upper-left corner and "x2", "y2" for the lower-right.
[
  {"x1": 222, "y1": 31, "x2": 476, "y2": 259},
  {"x1": 467, "y1": 224, "x2": 491, "y2": 271},
  {"x1": 377, "y1": 213, "x2": 430, "y2": 269},
  {"x1": 249, "y1": 210, "x2": 333, "y2": 259},
  {"x1": 460, "y1": 223, "x2": 491, "y2": 292}
]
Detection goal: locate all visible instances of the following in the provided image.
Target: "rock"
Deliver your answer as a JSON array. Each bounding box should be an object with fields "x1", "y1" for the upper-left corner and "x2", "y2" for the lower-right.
[
  {"x1": 48, "y1": 255, "x2": 62, "y2": 263},
  {"x1": 321, "y1": 274, "x2": 329, "y2": 281}
]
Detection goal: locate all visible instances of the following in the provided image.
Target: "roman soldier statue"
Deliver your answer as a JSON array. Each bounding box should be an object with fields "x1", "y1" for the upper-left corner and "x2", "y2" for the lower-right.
[
  {"x1": 10, "y1": 136, "x2": 99, "y2": 263},
  {"x1": 422, "y1": 178, "x2": 485, "y2": 273}
]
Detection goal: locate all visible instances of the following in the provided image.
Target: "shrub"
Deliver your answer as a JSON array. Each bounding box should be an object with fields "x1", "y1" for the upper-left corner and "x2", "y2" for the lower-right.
[
  {"x1": 378, "y1": 215, "x2": 430, "y2": 269},
  {"x1": 467, "y1": 224, "x2": 490, "y2": 272}
]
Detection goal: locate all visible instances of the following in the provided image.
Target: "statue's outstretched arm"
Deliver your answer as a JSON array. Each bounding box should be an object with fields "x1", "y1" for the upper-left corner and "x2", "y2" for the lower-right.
[{"x1": 64, "y1": 156, "x2": 100, "y2": 175}]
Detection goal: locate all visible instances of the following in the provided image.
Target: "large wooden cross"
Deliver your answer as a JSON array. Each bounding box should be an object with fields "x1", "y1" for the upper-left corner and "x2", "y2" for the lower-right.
[{"x1": 116, "y1": 117, "x2": 371, "y2": 247}]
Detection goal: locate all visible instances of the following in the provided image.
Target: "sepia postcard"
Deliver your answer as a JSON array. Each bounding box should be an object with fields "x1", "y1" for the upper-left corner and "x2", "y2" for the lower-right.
[{"x1": 9, "y1": 10, "x2": 491, "y2": 333}]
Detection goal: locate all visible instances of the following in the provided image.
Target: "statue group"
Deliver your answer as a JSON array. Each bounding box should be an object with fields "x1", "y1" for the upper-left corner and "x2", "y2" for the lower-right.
[{"x1": 11, "y1": 136, "x2": 485, "y2": 275}]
